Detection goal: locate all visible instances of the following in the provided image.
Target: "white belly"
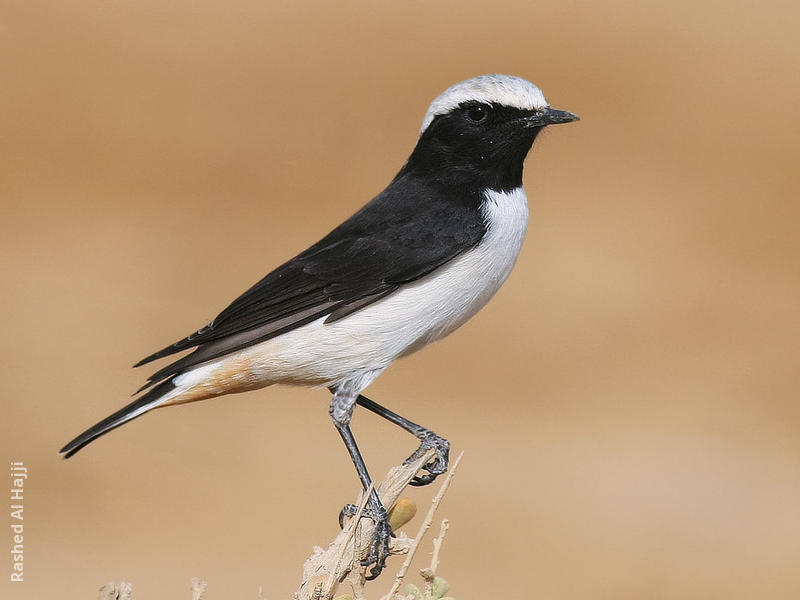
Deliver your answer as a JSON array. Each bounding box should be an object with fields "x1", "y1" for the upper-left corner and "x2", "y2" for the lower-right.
[{"x1": 173, "y1": 187, "x2": 529, "y2": 395}]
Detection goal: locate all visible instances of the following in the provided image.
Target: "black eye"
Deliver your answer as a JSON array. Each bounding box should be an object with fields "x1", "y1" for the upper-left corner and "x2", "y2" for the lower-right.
[{"x1": 466, "y1": 104, "x2": 490, "y2": 123}]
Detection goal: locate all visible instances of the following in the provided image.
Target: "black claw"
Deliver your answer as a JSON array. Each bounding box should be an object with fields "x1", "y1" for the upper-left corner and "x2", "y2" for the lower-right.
[
  {"x1": 409, "y1": 472, "x2": 437, "y2": 487},
  {"x1": 404, "y1": 431, "x2": 450, "y2": 487},
  {"x1": 362, "y1": 517, "x2": 392, "y2": 580},
  {"x1": 338, "y1": 502, "x2": 392, "y2": 579},
  {"x1": 339, "y1": 503, "x2": 358, "y2": 529},
  {"x1": 338, "y1": 503, "x2": 387, "y2": 529}
]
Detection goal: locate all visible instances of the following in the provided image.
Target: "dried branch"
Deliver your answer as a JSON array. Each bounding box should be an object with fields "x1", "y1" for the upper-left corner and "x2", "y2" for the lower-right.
[
  {"x1": 93, "y1": 450, "x2": 463, "y2": 600},
  {"x1": 382, "y1": 452, "x2": 463, "y2": 600},
  {"x1": 295, "y1": 447, "x2": 443, "y2": 600},
  {"x1": 98, "y1": 582, "x2": 133, "y2": 600},
  {"x1": 420, "y1": 519, "x2": 449, "y2": 598}
]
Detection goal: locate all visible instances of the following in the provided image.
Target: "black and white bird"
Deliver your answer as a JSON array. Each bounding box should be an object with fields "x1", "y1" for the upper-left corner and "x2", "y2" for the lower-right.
[{"x1": 60, "y1": 74, "x2": 578, "y2": 577}]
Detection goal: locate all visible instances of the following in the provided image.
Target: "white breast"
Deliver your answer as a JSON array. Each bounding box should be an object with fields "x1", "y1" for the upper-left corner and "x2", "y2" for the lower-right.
[
  {"x1": 393, "y1": 186, "x2": 530, "y2": 355},
  {"x1": 174, "y1": 187, "x2": 529, "y2": 394}
]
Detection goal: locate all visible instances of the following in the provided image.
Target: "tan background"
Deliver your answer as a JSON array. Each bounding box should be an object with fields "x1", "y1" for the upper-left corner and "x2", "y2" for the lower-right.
[{"x1": 2, "y1": 0, "x2": 799, "y2": 598}]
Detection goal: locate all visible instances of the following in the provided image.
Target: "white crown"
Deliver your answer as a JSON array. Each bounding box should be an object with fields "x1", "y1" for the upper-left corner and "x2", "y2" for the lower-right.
[{"x1": 421, "y1": 74, "x2": 549, "y2": 134}]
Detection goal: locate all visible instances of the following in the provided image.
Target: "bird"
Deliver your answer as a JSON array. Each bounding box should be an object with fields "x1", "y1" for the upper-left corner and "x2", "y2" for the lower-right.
[{"x1": 60, "y1": 74, "x2": 578, "y2": 578}]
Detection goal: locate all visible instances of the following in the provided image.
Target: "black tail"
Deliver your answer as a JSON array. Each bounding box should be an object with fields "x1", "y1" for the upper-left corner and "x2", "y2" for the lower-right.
[{"x1": 59, "y1": 379, "x2": 176, "y2": 458}]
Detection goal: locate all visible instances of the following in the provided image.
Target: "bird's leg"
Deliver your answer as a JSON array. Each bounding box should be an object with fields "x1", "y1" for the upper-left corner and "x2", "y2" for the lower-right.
[
  {"x1": 356, "y1": 394, "x2": 450, "y2": 487},
  {"x1": 330, "y1": 386, "x2": 392, "y2": 580}
]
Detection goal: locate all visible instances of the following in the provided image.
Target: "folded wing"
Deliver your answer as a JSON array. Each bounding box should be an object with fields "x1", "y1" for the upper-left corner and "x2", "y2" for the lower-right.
[{"x1": 135, "y1": 177, "x2": 487, "y2": 389}]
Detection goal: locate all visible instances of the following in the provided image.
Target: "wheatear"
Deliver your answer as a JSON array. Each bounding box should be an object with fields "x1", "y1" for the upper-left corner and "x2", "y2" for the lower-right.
[{"x1": 61, "y1": 74, "x2": 578, "y2": 578}]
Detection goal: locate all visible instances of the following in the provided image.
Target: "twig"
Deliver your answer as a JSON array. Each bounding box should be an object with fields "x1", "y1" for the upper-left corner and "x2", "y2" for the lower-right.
[
  {"x1": 429, "y1": 518, "x2": 449, "y2": 576},
  {"x1": 94, "y1": 450, "x2": 462, "y2": 600},
  {"x1": 296, "y1": 447, "x2": 438, "y2": 600},
  {"x1": 190, "y1": 577, "x2": 207, "y2": 600},
  {"x1": 420, "y1": 519, "x2": 449, "y2": 598},
  {"x1": 382, "y1": 451, "x2": 464, "y2": 600},
  {"x1": 323, "y1": 482, "x2": 375, "y2": 598},
  {"x1": 98, "y1": 582, "x2": 133, "y2": 600}
]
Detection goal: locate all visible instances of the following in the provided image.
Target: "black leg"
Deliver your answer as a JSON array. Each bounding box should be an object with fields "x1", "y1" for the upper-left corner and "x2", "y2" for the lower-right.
[
  {"x1": 356, "y1": 394, "x2": 450, "y2": 487},
  {"x1": 332, "y1": 417, "x2": 392, "y2": 580}
]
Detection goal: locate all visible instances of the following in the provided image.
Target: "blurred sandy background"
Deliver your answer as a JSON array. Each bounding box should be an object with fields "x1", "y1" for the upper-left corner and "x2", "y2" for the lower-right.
[{"x1": 2, "y1": 0, "x2": 799, "y2": 598}]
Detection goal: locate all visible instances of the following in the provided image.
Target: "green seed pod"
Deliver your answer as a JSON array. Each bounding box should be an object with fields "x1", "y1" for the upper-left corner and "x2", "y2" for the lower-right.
[
  {"x1": 403, "y1": 583, "x2": 423, "y2": 600},
  {"x1": 431, "y1": 576, "x2": 450, "y2": 599}
]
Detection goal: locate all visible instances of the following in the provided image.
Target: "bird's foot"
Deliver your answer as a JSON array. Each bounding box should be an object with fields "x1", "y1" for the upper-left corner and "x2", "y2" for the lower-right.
[
  {"x1": 406, "y1": 431, "x2": 450, "y2": 487},
  {"x1": 338, "y1": 503, "x2": 393, "y2": 580},
  {"x1": 339, "y1": 503, "x2": 380, "y2": 528},
  {"x1": 362, "y1": 513, "x2": 392, "y2": 580}
]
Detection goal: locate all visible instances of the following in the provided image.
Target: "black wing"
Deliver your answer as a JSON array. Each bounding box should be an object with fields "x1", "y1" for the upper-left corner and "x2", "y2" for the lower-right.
[{"x1": 135, "y1": 175, "x2": 486, "y2": 388}]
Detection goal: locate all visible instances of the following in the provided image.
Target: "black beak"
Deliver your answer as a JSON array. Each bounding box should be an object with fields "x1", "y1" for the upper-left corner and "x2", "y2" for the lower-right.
[{"x1": 521, "y1": 107, "x2": 580, "y2": 127}]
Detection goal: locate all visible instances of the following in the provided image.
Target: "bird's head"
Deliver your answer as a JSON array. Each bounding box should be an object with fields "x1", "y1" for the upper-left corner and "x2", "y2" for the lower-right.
[{"x1": 403, "y1": 74, "x2": 578, "y2": 191}]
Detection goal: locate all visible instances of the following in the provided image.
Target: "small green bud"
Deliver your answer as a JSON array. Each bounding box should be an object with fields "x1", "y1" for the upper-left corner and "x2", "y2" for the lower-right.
[{"x1": 431, "y1": 576, "x2": 450, "y2": 599}]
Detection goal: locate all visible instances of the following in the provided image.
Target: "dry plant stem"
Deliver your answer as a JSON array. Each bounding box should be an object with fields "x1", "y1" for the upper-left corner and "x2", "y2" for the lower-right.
[
  {"x1": 97, "y1": 580, "x2": 207, "y2": 600},
  {"x1": 95, "y1": 450, "x2": 457, "y2": 600},
  {"x1": 191, "y1": 577, "x2": 208, "y2": 600},
  {"x1": 421, "y1": 519, "x2": 450, "y2": 598},
  {"x1": 429, "y1": 519, "x2": 449, "y2": 575},
  {"x1": 98, "y1": 582, "x2": 133, "y2": 600},
  {"x1": 383, "y1": 450, "x2": 464, "y2": 600},
  {"x1": 296, "y1": 447, "x2": 438, "y2": 600},
  {"x1": 323, "y1": 482, "x2": 375, "y2": 597}
]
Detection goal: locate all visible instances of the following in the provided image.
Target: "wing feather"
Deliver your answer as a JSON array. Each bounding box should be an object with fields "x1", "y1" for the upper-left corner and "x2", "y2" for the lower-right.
[{"x1": 134, "y1": 175, "x2": 486, "y2": 386}]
